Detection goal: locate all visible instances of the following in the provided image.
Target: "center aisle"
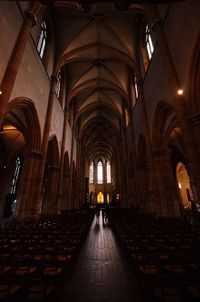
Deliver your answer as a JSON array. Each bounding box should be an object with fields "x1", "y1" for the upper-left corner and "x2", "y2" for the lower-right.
[{"x1": 60, "y1": 211, "x2": 141, "y2": 302}]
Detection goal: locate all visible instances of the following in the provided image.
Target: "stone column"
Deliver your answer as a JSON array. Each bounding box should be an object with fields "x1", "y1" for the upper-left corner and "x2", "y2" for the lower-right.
[
  {"x1": 45, "y1": 165, "x2": 60, "y2": 214},
  {"x1": 152, "y1": 13, "x2": 200, "y2": 202},
  {"x1": 187, "y1": 115, "x2": 200, "y2": 156},
  {"x1": 118, "y1": 127, "x2": 126, "y2": 207},
  {"x1": 15, "y1": 149, "x2": 42, "y2": 217},
  {"x1": 30, "y1": 75, "x2": 57, "y2": 215},
  {"x1": 79, "y1": 153, "x2": 86, "y2": 207},
  {"x1": 122, "y1": 102, "x2": 130, "y2": 207},
  {"x1": 68, "y1": 128, "x2": 75, "y2": 209},
  {"x1": 0, "y1": 2, "x2": 44, "y2": 128},
  {"x1": 136, "y1": 73, "x2": 162, "y2": 215},
  {"x1": 77, "y1": 141, "x2": 85, "y2": 208},
  {"x1": 136, "y1": 155, "x2": 149, "y2": 213},
  {"x1": 153, "y1": 149, "x2": 180, "y2": 217},
  {"x1": 57, "y1": 107, "x2": 68, "y2": 211},
  {"x1": 127, "y1": 74, "x2": 138, "y2": 205},
  {"x1": 103, "y1": 159, "x2": 106, "y2": 187},
  {"x1": 148, "y1": 157, "x2": 161, "y2": 216},
  {"x1": 74, "y1": 137, "x2": 81, "y2": 208},
  {"x1": 61, "y1": 172, "x2": 70, "y2": 210}
]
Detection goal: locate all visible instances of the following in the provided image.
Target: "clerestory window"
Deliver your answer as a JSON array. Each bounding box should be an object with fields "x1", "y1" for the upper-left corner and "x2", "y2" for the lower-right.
[
  {"x1": 89, "y1": 161, "x2": 94, "y2": 184},
  {"x1": 145, "y1": 24, "x2": 154, "y2": 60},
  {"x1": 37, "y1": 20, "x2": 47, "y2": 59}
]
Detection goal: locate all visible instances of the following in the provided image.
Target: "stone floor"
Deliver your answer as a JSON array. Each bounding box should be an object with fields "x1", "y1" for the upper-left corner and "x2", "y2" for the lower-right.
[{"x1": 60, "y1": 211, "x2": 141, "y2": 302}]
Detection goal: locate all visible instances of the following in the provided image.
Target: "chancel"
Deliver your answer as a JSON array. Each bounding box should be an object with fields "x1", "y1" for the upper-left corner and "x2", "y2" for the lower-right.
[{"x1": 0, "y1": 0, "x2": 200, "y2": 301}]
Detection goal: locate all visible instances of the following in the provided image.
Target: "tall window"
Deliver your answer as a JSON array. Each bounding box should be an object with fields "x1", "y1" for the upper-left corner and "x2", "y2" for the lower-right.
[
  {"x1": 145, "y1": 24, "x2": 154, "y2": 60},
  {"x1": 10, "y1": 157, "x2": 21, "y2": 194},
  {"x1": 56, "y1": 72, "x2": 61, "y2": 99},
  {"x1": 37, "y1": 20, "x2": 47, "y2": 59},
  {"x1": 97, "y1": 161, "x2": 103, "y2": 184},
  {"x1": 134, "y1": 73, "x2": 139, "y2": 99},
  {"x1": 106, "y1": 161, "x2": 111, "y2": 183},
  {"x1": 89, "y1": 161, "x2": 94, "y2": 183}
]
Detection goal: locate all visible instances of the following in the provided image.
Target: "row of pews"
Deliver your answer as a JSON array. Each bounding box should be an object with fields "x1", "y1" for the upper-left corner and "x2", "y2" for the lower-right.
[
  {"x1": 0, "y1": 209, "x2": 94, "y2": 301},
  {"x1": 110, "y1": 209, "x2": 200, "y2": 302}
]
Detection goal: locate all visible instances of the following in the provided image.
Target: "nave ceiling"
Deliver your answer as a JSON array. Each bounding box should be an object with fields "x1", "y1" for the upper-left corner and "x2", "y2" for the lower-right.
[{"x1": 43, "y1": 0, "x2": 185, "y2": 161}]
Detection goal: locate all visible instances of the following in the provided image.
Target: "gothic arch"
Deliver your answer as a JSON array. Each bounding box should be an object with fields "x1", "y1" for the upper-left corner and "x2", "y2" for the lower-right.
[
  {"x1": 152, "y1": 101, "x2": 178, "y2": 151},
  {"x1": 7, "y1": 98, "x2": 41, "y2": 151},
  {"x1": 0, "y1": 98, "x2": 42, "y2": 217}
]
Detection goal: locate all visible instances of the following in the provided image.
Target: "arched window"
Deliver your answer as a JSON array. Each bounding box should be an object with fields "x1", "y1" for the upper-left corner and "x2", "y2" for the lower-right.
[
  {"x1": 37, "y1": 20, "x2": 47, "y2": 59},
  {"x1": 56, "y1": 72, "x2": 61, "y2": 99},
  {"x1": 89, "y1": 162, "x2": 94, "y2": 184},
  {"x1": 145, "y1": 24, "x2": 154, "y2": 60},
  {"x1": 106, "y1": 161, "x2": 111, "y2": 183},
  {"x1": 10, "y1": 157, "x2": 21, "y2": 194},
  {"x1": 97, "y1": 161, "x2": 103, "y2": 184},
  {"x1": 134, "y1": 73, "x2": 139, "y2": 99}
]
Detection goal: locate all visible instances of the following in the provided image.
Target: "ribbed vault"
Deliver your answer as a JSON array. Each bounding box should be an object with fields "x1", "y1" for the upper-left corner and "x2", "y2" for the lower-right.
[{"x1": 52, "y1": 1, "x2": 149, "y2": 160}]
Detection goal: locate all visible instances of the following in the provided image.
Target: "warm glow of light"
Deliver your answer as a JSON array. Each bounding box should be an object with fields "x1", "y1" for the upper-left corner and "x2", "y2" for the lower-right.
[
  {"x1": 177, "y1": 89, "x2": 183, "y2": 95},
  {"x1": 3, "y1": 125, "x2": 17, "y2": 131},
  {"x1": 0, "y1": 91, "x2": 2, "y2": 95},
  {"x1": 178, "y1": 183, "x2": 182, "y2": 189}
]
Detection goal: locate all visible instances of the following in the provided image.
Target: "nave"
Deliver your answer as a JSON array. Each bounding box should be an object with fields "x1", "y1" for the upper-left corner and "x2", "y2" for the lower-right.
[
  {"x1": 0, "y1": 208, "x2": 200, "y2": 301},
  {"x1": 60, "y1": 210, "x2": 140, "y2": 302}
]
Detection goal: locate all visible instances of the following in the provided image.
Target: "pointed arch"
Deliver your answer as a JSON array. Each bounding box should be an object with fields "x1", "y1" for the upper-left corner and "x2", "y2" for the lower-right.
[
  {"x1": 152, "y1": 101, "x2": 178, "y2": 151},
  {"x1": 6, "y1": 98, "x2": 41, "y2": 152}
]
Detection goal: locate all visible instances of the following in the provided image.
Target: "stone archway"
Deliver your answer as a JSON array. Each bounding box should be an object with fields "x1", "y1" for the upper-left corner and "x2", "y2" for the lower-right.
[
  {"x1": 152, "y1": 102, "x2": 183, "y2": 216},
  {"x1": 176, "y1": 162, "x2": 193, "y2": 211},
  {"x1": 97, "y1": 192, "x2": 104, "y2": 204},
  {"x1": 0, "y1": 123, "x2": 25, "y2": 217},
  {"x1": 0, "y1": 98, "x2": 41, "y2": 218}
]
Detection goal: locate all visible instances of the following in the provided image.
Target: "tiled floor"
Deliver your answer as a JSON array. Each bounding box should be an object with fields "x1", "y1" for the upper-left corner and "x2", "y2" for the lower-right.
[{"x1": 60, "y1": 211, "x2": 140, "y2": 302}]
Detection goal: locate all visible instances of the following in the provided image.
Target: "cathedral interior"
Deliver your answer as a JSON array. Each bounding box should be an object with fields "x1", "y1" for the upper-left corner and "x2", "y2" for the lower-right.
[{"x1": 0, "y1": 0, "x2": 200, "y2": 301}]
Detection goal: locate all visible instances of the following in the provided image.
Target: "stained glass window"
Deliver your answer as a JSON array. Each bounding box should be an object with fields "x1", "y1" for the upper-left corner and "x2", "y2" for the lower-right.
[
  {"x1": 10, "y1": 157, "x2": 21, "y2": 194},
  {"x1": 134, "y1": 73, "x2": 138, "y2": 99},
  {"x1": 97, "y1": 161, "x2": 103, "y2": 184},
  {"x1": 145, "y1": 25, "x2": 154, "y2": 60},
  {"x1": 106, "y1": 161, "x2": 111, "y2": 183},
  {"x1": 37, "y1": 20, "x2": 47, "y2": 59},
  {"x1": 56, "y1": 72, "x2": 61, "y2": 99},
  {"x1": 89, "y1": 162, "x2": 94, "y2": 183}
]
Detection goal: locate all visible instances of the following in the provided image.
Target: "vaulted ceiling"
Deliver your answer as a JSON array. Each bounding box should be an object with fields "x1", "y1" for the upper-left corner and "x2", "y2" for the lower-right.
[{"x1": 50, "y1": 1, "x2": 173, "y2": 161}]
